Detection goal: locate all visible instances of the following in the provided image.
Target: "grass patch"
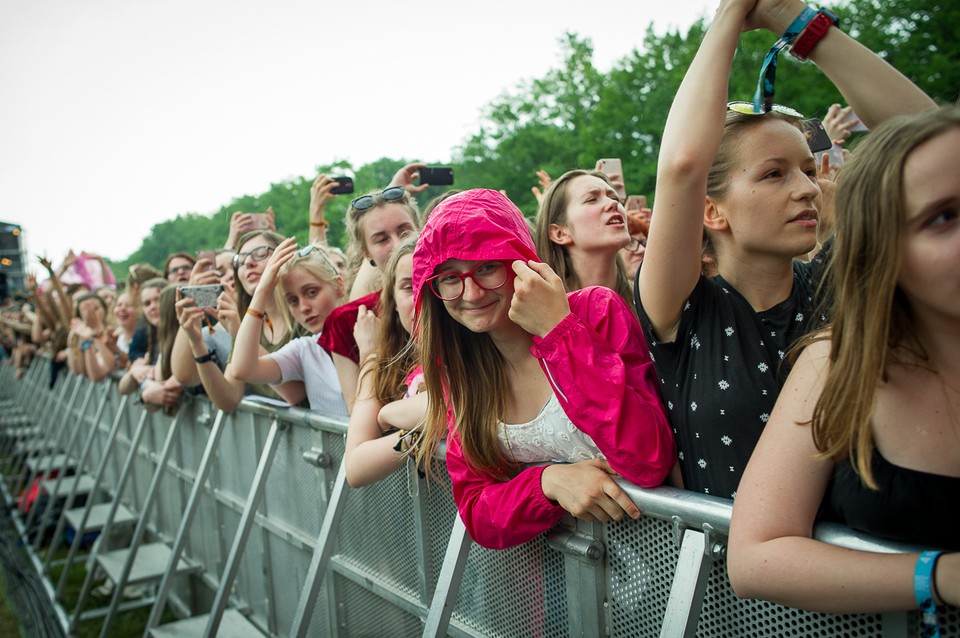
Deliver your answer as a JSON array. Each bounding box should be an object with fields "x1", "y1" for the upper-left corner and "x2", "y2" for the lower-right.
[
  {"x1": 0, "y1": 565, "x2": 23, "y2": 637},
  {"x1": 48, "y1": 544, "x2": 178, "y2": 638}
]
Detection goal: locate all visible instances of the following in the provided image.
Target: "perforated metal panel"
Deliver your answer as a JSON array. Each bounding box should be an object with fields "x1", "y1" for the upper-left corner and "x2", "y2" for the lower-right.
[
  {"x1": 699, "y1": 554, "x2": 884, "y2": 637},
  {"x1": 261, "y1": 421, "x2": 325, "y2": 542},
  {"x1": 337, "y1": 574, "x2": 424, "y2": 637},
  {"x1": 606, "y1": 514, "x2": 676, "y2": 636},
  {"x1": 450, "y1": 534, "x2": 570, "y2": 637},
  {"x1": 337, "y1": 465, "x2": 421, "y2": 598}
]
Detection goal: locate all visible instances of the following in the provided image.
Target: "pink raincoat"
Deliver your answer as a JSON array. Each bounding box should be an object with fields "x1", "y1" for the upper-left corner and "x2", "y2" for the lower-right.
[{"x1": 413, "y1": 189, "x2": 675, "y2": 549}]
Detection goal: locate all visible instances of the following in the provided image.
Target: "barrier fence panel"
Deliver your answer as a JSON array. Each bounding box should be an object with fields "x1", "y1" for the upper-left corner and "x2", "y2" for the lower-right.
[{"x1": 0, "y1": 357, "x2": 958, "y2": 637}]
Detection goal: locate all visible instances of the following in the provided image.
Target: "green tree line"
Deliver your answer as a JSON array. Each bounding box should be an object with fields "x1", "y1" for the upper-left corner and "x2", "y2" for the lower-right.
[{"x1": 107, "y1": 0, "x2": 957, "y2": 278}]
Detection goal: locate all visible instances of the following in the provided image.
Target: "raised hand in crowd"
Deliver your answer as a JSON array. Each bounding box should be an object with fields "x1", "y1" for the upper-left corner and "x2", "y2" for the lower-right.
[
  {"x1": 225, "y1": 208, "x2": 276, "y2": 250},
  {"x1": 308, "y1": 173, "x2": 341, "y2": 245},
  {"x1": 388, "y1": 161, "x2": 430, "y2": 194},
  {"x1": 530, "y1": 169, "x2": 552, "y2": 204},
  {"x1": 187, "y1": 256, "x2": 221, "y2": 287},
  {"x1": 821, "y1": 102, "x2": 860, "y2": 144},
  {"x1": 595, "y1": 159, "x2": 626, "y2": 202}
]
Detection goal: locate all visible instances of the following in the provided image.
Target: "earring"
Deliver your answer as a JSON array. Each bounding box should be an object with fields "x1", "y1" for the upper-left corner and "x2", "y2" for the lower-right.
[{"x1": 369, "y1": 259, "x2": 376, "y2": 267}]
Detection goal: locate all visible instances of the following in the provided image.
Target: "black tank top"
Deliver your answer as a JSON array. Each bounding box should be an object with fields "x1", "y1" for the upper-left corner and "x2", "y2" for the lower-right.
[{"x1": 823, "y1": 447, "x2": 960, "y2": 551}]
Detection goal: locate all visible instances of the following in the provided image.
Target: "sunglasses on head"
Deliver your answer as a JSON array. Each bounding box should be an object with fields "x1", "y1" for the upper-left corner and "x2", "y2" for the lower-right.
[
  {"x1": 297, "y1": 244, "x2": 341, "y2": 273},
  {"x1": 350, "y1": 186, "x2": 406, "y2": 213},
  {"x1": 727, "y1": 101, "x2": 804, "y2": 118},
  {"x1": 727, "y1": 102, "x2": 833, "y2": 154}
]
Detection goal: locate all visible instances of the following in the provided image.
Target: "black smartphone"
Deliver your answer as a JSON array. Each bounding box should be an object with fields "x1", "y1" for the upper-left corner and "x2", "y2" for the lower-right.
[
  {"x1": 179, "y1": 284, "x2": 225, "y2": 309},
  {"x1": 418, "y1": 166, "x2": 454, "y2": 186},
  {"x1": 330, "y1": 176, "x2": 354, "y2": 195},
  {"x1": 803, "y1": 118, "x2": 833, "y2": 154}
]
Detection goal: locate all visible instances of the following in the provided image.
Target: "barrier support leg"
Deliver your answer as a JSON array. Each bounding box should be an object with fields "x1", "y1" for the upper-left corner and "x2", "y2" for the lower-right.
[
  {"x1": 659, "y1": 527, "x2": 717, "y2": 638},
  {"x1": 422, "y1": 517, "x2": 472, "y2": 638}
]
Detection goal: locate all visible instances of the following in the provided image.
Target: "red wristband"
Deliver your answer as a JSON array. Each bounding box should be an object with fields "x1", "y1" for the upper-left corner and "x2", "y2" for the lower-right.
[{"x1": 790, "y1": 10, "x2": 839, "y2": 61}]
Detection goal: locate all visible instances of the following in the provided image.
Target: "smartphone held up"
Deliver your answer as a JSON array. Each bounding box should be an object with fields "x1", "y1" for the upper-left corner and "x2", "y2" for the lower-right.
[
  {"x1": 330, "y1": 176, "x2": 355, "y2": 195},
  {"x1": 417, "y1": 166, "x2": 454, "y2": 187},
  {"x1": 598, "y1": 158, "x2": 626, "y2": 201},
  {"x1": 179, "y1": 284, "x2": 225, "y2": 310}
]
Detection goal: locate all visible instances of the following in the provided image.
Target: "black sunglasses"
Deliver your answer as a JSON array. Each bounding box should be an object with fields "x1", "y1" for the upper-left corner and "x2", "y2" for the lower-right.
[
  {"x1": 297, "y1": 244, "x2": 341, "y2": 273},
  {"x1": 349, "y1": 186, "x2": 406, "y2": 213}
]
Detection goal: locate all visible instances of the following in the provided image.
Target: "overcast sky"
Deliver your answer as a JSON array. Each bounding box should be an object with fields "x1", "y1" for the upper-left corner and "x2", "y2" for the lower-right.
[{"x1": 0, "y1": 0, "x2": 715, "y2": 268}]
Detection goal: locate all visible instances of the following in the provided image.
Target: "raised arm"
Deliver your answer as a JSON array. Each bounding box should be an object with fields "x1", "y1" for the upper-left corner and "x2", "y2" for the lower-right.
[
  {"x1": 39, "y1": 256, "x2": 74, "y2": 327},
  {"x1": 308, "y1": 174, "x2": 338, "y2": 245},
  {"x1": 638, "y1": 0, "x2": 752, "y2": 343},
  {"x1": 226, "y1": 237, "x2": 297, "y2": 384}
]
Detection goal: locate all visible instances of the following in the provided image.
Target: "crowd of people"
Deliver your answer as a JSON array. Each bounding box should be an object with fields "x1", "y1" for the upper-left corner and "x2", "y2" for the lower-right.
[{"x1": 1, "y1": 0, "x2": 956, "y2": 623}]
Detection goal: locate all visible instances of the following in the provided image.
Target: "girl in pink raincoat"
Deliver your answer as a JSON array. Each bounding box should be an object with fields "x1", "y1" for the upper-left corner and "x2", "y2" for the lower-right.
[{"x1": 412, "y1": 189, "x2": 675, "y2": 550}]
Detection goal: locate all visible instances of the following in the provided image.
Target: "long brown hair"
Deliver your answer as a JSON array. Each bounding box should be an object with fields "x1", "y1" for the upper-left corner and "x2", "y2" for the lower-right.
[
  {"x1": 803, "y1": 106, "x2": 960, "y2": 488},
  {"x1": 366, "y1": 237, "x2": 420, "y2": 403},
  {"x1": 415, "y1": 290, "x2": 512, "y2": 480},
  {"x1": 140, "y1": 277, "x2": 168, "y2": 365},
  {"x1": 535, "y1": 169, "x2": 633, "y2": 304},
  {"x1": 156, "y1": 284, "x2": 179, "y2": 380}
]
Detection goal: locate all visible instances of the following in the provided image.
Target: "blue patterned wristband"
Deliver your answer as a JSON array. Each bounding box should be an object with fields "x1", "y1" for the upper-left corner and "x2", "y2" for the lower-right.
[{"x1": 914, "y1": 550, "x2": 942, "y2": 638}]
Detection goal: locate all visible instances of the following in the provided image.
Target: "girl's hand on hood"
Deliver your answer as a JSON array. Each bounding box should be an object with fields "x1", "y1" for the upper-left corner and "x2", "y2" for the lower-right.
[{"x1": 508, "y1": 260, "x2": 570, "y2": 338}]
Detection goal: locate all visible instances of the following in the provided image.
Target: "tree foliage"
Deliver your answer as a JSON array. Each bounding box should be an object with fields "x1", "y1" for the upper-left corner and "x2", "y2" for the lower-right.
[{"x1": 108, "y1": 0, "x2": 955, "y2": 278}]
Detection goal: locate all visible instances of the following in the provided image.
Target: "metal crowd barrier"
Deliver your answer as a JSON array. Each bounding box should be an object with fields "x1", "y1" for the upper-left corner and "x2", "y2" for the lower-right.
[{"x1": 0, "y1": 356, "x2": 957, "y2": 637}]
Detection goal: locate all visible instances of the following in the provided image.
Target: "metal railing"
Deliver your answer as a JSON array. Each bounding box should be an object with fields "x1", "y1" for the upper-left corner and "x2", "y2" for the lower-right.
[{"x1": 0, "y1": 357, "x2": 956, "y2": 637}]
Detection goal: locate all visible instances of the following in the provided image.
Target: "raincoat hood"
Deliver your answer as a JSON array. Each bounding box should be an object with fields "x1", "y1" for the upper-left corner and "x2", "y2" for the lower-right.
[{"x1": 412, "y1": 189, "x2": 539, "y2": 311}]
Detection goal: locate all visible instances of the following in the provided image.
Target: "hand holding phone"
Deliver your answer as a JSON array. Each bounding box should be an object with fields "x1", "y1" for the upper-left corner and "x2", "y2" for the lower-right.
[
  {"x1": 598, "y1": 158, "x2": 626, "y2": 201},
  {"x1": 625, "y1": 195, "x2": 647, "y2": 212},
  {"x1": 249, "y1": 213, "x2": 271, "y2": 229},
  {"x1": 195, "y1": 250, "x2": 216, "y2": 273}
]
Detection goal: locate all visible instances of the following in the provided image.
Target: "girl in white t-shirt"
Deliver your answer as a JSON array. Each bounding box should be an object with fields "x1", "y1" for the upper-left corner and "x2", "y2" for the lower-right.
[{"x1": 230, "y1": 237, "x2": 348, "y2": 415}]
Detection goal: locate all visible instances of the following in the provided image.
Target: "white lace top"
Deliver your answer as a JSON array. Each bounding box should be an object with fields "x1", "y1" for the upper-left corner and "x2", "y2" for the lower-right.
[{"x1": 498, "y1": 394, "x2": 605, "y2": 464}]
